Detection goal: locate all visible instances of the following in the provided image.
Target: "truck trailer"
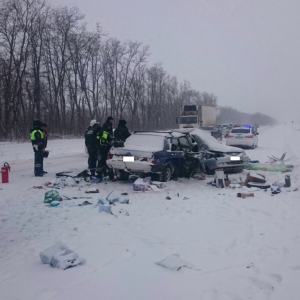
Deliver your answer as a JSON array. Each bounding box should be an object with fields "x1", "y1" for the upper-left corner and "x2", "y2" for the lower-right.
[{"x1": 178, "y1": 105, "x2": 216, "y2": 129}]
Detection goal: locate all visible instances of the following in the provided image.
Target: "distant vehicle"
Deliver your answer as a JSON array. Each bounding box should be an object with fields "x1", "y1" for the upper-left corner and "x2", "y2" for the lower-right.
[
  {"x1": 226, "y1": 126, "x2": 258, "y2": 149},
  {"x1": 220, "y1": 124, "x2": 231, "y2": 136},
  {"x1": 178, "y1": 105, "x2": 216, "y2": 129},
  {"x1": 201, "y1": 126, "x2": 222, "y2": 141}
]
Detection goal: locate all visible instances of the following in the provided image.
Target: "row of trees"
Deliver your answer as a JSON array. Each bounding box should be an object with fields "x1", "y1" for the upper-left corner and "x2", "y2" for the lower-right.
[
  {"x1": 217, "y1": 106, "x2": 277, "y2": 126},
  {"x1": 0, "y1": 0, "x2": 217, "y2": 140}
]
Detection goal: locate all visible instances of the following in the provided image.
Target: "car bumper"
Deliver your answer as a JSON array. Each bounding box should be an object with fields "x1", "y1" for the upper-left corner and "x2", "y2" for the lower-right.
[
  {"x1": 107, "y1": 157, "x2": 154, "y2": 173},
  {"x1": 226, "y1": 138, "x2": 254, "y2": 147}
]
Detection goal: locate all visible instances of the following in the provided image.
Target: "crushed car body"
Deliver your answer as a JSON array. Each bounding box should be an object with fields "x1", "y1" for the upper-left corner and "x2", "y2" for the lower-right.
[{"x1": 107, "y1": 129, "x2": 250, "y2": 181}]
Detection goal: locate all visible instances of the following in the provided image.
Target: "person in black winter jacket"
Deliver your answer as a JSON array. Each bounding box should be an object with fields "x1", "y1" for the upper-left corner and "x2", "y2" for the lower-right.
[
  {"x1": 85, "y1": 122, "x2": 101, "y2": 176},
  {"x1": 114, "y1": 120, "x2": 131, "y2": 147},
  {"x1": 102, "y1": 116, "x2": 114, "y2": 142},
  {"x1": 30, "y1": 120, "x2": 46, "y2": 177}
]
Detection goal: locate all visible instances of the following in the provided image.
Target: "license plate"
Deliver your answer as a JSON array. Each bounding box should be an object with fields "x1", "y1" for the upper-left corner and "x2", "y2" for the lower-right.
[
  {"x1": 230, "y1": 156, "x2": 241, "y2": 161},
  {"x1": 123, "y1": 156, "x2": 134, "y2": 162},
  {"x1": 235, "y1": 136, "x2": 243, "y2": 139}
]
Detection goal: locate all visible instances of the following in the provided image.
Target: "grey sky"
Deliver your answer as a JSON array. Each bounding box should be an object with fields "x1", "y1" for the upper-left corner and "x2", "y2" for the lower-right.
[{"x1": 51, "y1": 0, "x2": 300, "y2": 122}]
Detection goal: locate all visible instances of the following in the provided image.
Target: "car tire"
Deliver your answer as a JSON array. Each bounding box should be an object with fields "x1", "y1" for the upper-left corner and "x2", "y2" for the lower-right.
[
  {"x1": 161, "y1": 165, "x2": 173, "y2": 182},
  {"x1": 116, "y1": 170, "x2": 129, "y2": 181}
]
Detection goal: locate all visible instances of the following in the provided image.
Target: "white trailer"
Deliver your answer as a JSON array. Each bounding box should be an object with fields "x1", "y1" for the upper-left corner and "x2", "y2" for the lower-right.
[{"x1": 178, "y1": 105, "x2": 216, "y2": 128}]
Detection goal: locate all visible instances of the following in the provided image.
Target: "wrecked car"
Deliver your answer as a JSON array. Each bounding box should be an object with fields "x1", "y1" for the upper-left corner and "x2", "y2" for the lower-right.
[
  {"x1": 107, "y1": 129, "x2": 249, "y2": 181},
  {"x1": 107, "y1": 131, "x2": 220, "y2": 181},
  {"x1": 175, "y1": 128, "x2": 250, "y2": 175}
]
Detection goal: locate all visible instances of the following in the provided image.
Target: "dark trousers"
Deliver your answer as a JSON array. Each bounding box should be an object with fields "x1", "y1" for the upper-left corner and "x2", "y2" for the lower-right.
[
  {"x1": 87, "y1": 149, "x2": 98, "y2": 175},
  {"x1": 34, "y1": 151, "x2": 44, "y2": 175},
  {"x1": 98, "y1": 144, "x2": 113, "y2": 178}
]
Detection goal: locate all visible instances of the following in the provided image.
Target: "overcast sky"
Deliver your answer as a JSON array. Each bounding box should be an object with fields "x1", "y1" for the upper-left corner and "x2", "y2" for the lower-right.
[{"x1": 50, "y1": 0, "x2": 300, "y2": 122}]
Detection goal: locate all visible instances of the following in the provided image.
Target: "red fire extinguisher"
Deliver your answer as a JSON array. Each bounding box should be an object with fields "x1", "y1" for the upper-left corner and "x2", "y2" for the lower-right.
[{"x1": 1, "y1": 162, "x2": 10, "y2": 183}]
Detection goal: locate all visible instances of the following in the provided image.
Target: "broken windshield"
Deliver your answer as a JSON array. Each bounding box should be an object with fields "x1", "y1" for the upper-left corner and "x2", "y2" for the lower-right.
[{"x1": 180, "y1": 116, "x2": 198, "y2": 124}]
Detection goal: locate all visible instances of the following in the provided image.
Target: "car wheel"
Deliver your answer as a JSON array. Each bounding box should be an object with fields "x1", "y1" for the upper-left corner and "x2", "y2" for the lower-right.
[
  {"x1": 117, "y1": 170, "x2": 129, "y2": 181},
  {"x1": 162, "y1": 165, "x2": 173, "y2": 182}
]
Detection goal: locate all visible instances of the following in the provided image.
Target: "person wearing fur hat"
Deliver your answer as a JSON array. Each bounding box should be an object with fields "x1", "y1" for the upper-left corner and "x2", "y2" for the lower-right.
[
  {"x1": 30, "y1": 119, "x2": 46, "y2": 176},
  {"x1": 114, "y1": 119, "x2": 131, "y2": 147}
]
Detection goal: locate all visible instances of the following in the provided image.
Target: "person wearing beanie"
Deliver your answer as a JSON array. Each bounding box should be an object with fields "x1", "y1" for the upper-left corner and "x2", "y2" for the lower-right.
[
  {"x1": 30, "y1": 119, "x2": 46, "y2": 177},
  {"x1": 85, "y1": 123, "x2": 102, "y2": 176},
  {"x1": 90, "y1": 119, "x2": 97, "y2": 127},
  {"x1": 97, "y1": 116, "x2": 114, "y2": 179},
  {"x1": 114, "y1": 119, "x2": 131, "y2": 147}
]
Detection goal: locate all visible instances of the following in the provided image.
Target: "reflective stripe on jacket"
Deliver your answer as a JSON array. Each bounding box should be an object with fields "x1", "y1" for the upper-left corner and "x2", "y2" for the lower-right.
[{"x1": 30, "y1": 130, "x2": 44, "y2": 140}]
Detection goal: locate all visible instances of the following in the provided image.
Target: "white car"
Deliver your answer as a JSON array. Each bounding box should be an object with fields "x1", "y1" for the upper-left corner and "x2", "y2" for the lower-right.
[{"x1": 226, "y1": 127, "x2": 258, "y2": 149}]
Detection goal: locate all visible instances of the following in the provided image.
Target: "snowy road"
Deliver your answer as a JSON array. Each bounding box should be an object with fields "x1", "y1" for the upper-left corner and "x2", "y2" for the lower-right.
[{"x1": 0, "y1": 125, "x2": 300, "y2": 300}]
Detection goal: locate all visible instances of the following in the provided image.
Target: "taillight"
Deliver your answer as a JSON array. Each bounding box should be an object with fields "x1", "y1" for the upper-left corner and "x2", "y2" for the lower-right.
[
  {"x1": 227, "y1": 135, "x2": 233, "y2": 138},
  {"x1": 107, "y1": 153, "x2": 113, "y2": 159},
  {"x1": 151, "y1": 158, "x2": 156, "y2": 164},
  {"x1": 245, "y1": 135, "x2": 253, "y2": 138},
  {"x1": 141, "y1": 158, "x2": 148, "y2": 162}
]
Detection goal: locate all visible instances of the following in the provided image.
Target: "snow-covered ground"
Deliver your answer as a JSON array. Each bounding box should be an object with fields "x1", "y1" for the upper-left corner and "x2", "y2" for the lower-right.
[{"x1": 0, "y1": 125, "x2": 300, "y2": 300}]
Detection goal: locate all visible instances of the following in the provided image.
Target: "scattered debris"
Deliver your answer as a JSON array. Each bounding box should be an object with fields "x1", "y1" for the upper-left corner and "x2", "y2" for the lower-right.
[
  {"x1": 193, "y1": 173, "x2": 206, "y2": 180},
  {"x1": 78, "y1": 201, "x2": 93, "y2": 206},
  {"x1": 166, "y1": 196, "x2": 171, "y2": 200},
  {"x1": 40, "y1": 241, "x2": 86, "y2": 270},
  {"x1": 237, "y1": 192, "x2": 254, "y2": 199},
  {"x1": 271, "y1": 187, "x2": 281, "y2": 195},
  {"x1": 156, "y1": 254, "x2": 200, "y2": 271},
  {"x1": 44, "y1": 190, "x2": 62, "y2": 203},
  {"x1": 85, "y1": 188, "x2": 99, "y2": 193}
]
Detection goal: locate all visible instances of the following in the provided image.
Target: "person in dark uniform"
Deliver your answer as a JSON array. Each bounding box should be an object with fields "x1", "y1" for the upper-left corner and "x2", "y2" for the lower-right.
[
  {"x1": 85, "y1": 122, "x2": 101, "y2": 177},
  {"x1": 30, "y1": 120, "x2": 46, "y2": 177},
  {"x1": 41, "y1": 123, "x2": 48, "y2": 173},
  {"x1": 98, "y1": 116, "x2": 114, "y2": 179},
  {"x1": 113, "y1": 119, "x2": 131, "y2": 147},
  {"x1": 102, "y1": 116, "x2": 114, "y2": 141}
]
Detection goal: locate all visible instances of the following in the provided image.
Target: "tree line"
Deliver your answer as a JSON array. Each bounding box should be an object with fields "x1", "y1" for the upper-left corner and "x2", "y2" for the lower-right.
[
  {"x1": 0, "y1": 0, "x2": 217, "y2": 141},
  {"x1": 217, "y1": 106, "x2": 277, "y2": 126}
]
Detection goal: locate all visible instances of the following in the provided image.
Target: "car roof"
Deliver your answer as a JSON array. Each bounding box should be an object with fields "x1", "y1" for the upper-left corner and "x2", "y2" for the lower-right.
[{"x1": 133, "y1": 131, "x2": 186, "y2": 138}]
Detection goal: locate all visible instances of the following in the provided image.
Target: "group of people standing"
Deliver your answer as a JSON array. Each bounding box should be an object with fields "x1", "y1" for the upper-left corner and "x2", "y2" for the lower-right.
[
  {"x1": 30, "y1": 120, "x2": 49, "y2": 177},
  {"x1": 29, "y1": 116, "x2": 130, "y2": 179},
  {"x1": 85, "y1": 116, "x2": 131, "y2": 179}
]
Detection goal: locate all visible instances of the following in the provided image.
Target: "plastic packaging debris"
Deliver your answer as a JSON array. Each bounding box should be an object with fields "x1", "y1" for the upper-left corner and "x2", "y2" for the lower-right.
[
  {"x1": 245, "y1": 162, "x2": 293, "y2": 172},
  {"x1": 246, "y1": 182, "x2": 270, "y2": 189},
  {"x1": 156, "y1": 254, "x2": 200, "y2": 271},
  {"x1": 99, "y1": 205, "x2": 113, "y2": 214},
  {"x1": 237, "y1": 192, "x2": 254, "y2": 199},
  {"x1": 85, "y1": 187, "x2": 99, "y2": 193},
  {"x1": 40, "y1": 241, "x2": 85, "y2": 270},
  {"x1": 91, "y1": 177, "x2": 102, "y2": 184},
  {"x1": 133, "y1": 177, "x2": 153, "y2": 191},
  {"x1": 50, "y1": 201, "x2": 61, "y2": 207},
  {"x1": 272, "y1": 181, "x2": 285, "y2": 188},
  {"x1": 44, "y1": 190, "x2": 61, "y2": 203},
  {"x1": 271, "y1": 187, "x2": 281, "y2": 194},
  {"x1": 106, "y1": 191, "x2": 120, "y2": 204},
  {"x1": 193, "y1": 173, "x2": 206, "y2": 180}
]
